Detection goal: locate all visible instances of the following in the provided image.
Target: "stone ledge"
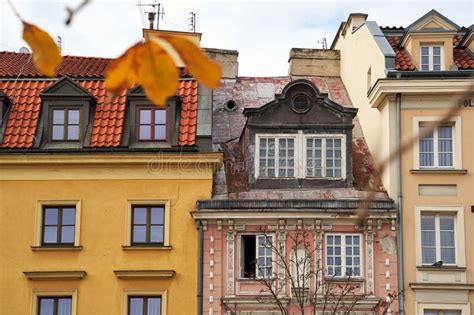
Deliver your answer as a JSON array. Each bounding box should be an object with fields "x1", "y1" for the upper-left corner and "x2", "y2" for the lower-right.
[
  {"x1": 113, "y1": 270, "x2": 175, "y2": 280},
  {"x1": 24, "y1": 270, "x2": 86, "y2": 280}
]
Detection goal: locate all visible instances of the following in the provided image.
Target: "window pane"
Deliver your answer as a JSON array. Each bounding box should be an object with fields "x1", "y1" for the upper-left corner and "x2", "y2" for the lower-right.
[
  {"x1": 68, "y1": 110, "x2": 80, "y2": 124},
  {"x1": 155, "y1": 110, "x2": 166, "y2": 124},
  {"x1": 150, "y1": 226, "x2": 164, "y2": 243},
  {"x1": 419, "y1": 127, "x2": 434, "y2": 167},
  {"x1": 139, "y1": 126, "x2": 151, "y2": 140},
  {"x1": 421, "y1": 47, "x2": 429, "y2": 55},
  {"x1": 61, "y1": 226, "x2": 75, "y2": 243},
  {"x1": 133, "y1": 226, "x2": 146, "y2": 243},
  {"x1": 133, "y1": 208, "x2": 147, "y2": 224},
  {"x1": 129, "y1": 297, "x2": 144, "y2": 315},
  {"x1": 440, "y1": 215, "x2": 454, "y2": 230},
  {"x1": 151, "y1": 207, "x2": 164, "y2": 224},
  {"x1": 421, "y1": 56, "x2": 429, "y2": 65},
  {"x1": 154, "y1": 125, "x2": 166, "y2": 140},
  {"x1": 44, "y1": 208, "x2": 58, "y2": 225},
  {"x1": 67, "y1": 125, "x2": 79, "y2": 140},
  {"x1": 438, "y1": 126, "x2": 453, "y2": 167},
  {"x1": 147, "y1": 297, "x2": 161, "y2": 315},
  {"x1": 421, "y1": 215, "x2": 436, "y2": 264},
  {"x1": 432, "y1": 46, "x2": 441, "y2": 55},
  {"x1": 62, "y1": 208, "x2": 76, "y2": 225},
  {"x1": 43, "y1": 227, "x2": 58, "y2": 243},
  {"x1": 52, "y1": 125, "x2": 65, "y2": 140},
  {"x1": 39, "y1": 298, "x2": 54, "y2": 315},
  {"x1": 58, "y1": 298, "x2": 72, "y2": 315},
  {"x1": 421, "y1": 64, "x2": 430, "y2": 71},
  {"x1": 53, "y1": 110, "x2": 65, "y2": 124},
  {"x1": 139, "y1": 109, "x2": 151, "y2": 124},
  {"x1": 441, "y1": 247, "x2": 455, "y2": 264}
]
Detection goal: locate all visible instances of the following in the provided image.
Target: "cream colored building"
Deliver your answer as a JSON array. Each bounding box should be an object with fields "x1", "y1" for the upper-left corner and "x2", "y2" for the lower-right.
[{"x1": 332, "y1": 10, "x2": 474, "y2": 315}]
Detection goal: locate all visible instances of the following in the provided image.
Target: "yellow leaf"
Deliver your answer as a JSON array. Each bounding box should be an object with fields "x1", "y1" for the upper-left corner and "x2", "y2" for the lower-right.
[
  {"x1": 22, "y1": 22, "x2": 62, "y2": 77},
  {"x1": 138, "y1": 40, "x2": 179, "y2": 106},
  {"x1": 156, "y1": 34, "x2": 221, "y2": 88},
  {"x1": 105, "y1": 42, "x2": 143, "y2": 96}
]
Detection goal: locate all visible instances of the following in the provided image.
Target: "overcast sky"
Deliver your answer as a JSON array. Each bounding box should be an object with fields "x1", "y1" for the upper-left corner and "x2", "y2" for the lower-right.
[{"x1": 0, "y1": 0, "x2": 472, "y2": 76}]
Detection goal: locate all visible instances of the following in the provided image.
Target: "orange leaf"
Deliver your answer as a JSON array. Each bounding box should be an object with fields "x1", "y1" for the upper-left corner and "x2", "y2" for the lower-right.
[
  {"x1": 138, "y1": 40, "x2": 179, "y2": 106},
  {"x1": 22, "y1": 22, "x2": 62, "y2": 77},
  {"x1": 105, "y1": 42, "x2": 143, "y2": 96},
  {"x1": 156, "y1": 34, "x2": 221, "y2": 88}
]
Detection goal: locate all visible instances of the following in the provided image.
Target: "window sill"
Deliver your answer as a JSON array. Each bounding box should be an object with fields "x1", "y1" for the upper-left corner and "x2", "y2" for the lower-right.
[
  {"x1": 410, "y1": 169, "x2": 467, "y2": 175},
  {"x1": 324, "y1": 276, "x2": 364, "y2": 283},
  {"x1": 417, "y1": 265, "x2": 466, "y2": 271},
  {"x1": 237, "y1": 277, "x2": 273, "y2": 282},
  {"x1": 31, "y1": 246, "x2": 82, "y2": 251},
  {"x1": 122, "y1": 245, "x2": 172, "y2": 250}
]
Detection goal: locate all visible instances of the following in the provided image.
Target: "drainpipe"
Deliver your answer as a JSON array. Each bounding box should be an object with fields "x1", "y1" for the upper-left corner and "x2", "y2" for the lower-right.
[
  {"x1": 197, "y1": 220, "x2": 204, "y2": 315},
  {"x1": 396, "y1": 93, "x2": 405, "y2": 315}
]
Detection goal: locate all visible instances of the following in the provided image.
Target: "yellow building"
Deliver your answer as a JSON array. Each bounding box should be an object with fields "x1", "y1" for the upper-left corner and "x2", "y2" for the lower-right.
[
  {"x1": 0, "y1": 53, "x2": 221, "y2": 314},
  {"x1": 332, "y1": 10, "x2": 474, "y2": 315}
]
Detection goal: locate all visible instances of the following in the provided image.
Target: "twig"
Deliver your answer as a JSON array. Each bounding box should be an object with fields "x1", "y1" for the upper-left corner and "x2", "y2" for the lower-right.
[
  {"x1": 65, "y1": 0, "x2": 91, "y2": 25},
  {"x1": 7, "y1": 0, "x2": 23, "y2": 21}
]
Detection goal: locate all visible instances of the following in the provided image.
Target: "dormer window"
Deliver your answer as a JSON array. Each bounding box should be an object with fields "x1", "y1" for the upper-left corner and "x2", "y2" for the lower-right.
[
  {"x1": 51, "y1": 109, "x2": 80, "y2": 141},
  {"x1": 421, "y1": 45, "x2": 442, "y2": 71},
  {"x1": 137, "y1": 107, "x2": 167, "y2": 141},
  {"x1": 255, "y1": 133, "x2": 346, "y2": 179}
]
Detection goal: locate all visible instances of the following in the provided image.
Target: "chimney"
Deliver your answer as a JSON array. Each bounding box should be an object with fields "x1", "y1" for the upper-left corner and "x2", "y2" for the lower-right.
[
  {"x1": 142, "y1": 29, "x2": 202, "y2": 67},
  {"x1": 203, "y1": 48, "x2": 239, "y2": 78},
  {"x1": 288, "y1": 48, "x2": 340, "y2": 77}
]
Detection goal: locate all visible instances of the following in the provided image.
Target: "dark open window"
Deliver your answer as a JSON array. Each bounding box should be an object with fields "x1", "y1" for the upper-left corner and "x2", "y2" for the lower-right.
[
  {"x1": 137, "y1": 107, "x2": 167, "y2": 141},
  {"x1": 240, "y1": 235, "x2": 273, "y2": 279},
  {"x1": 42, "y1": 206, "x2": 76, "y2": 246},
  {"x1": 128, "y1": 296, "x2": 161, "y2": 315},
  {"x1": 51, "y1": 108, "x2": 80, "y2": 141},
  {"x1": 131, "y1": 206, "x2": 164, "y2": 245},
  {"x1": 38, "y1": 296, "x2": 72, "y2": 315},
  {"x1": 241, "y1": 235, "x2": 256, "y2": 278}
]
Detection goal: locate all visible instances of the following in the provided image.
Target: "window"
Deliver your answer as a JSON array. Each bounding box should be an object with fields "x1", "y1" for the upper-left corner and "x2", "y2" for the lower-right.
[
  {"x1": 137, "y1": 107, "x2": 167, "y2": 141},
  {"x1": 128, "y1": 296, "x2": 162, "y2": 315},
  {"x1": 240, "y1": 235, "x2": 273, "y2": 279},
  {"x1": 326, "y1": 234, "x2": 361, "y2": 277},
  {"x1": 421, "y1": 45, "x2": 442, "y2": 71},
  {"x1": 421, "y1": 213, "x2": 456, "y2": 265},
  {"x1": 38, "y1": 296, "x2": 72, "y2": 315},
  {"x1": 255, "y1": 133, "x2": 346, "y2": 179},
  {"x1": 258, "y1": 136, "x2": 295, "y2": 178},
  {"x1": 424, "y1": 310, "x2": 461, "y2": 315},
  {"x1": 51, "y1": 109, "x2": 80, "y2": 141},
  {"x1": 306, "y1": 137, "x2": 342, "y2": 178},
  {"x1": 419, "y1": 125, "x2": 453, "y2": 168},
  {"x1": 131, "y1": 206, "x2": 165, "y2": 245},
  {"x1": 42, "y1": 206, "x2": 76, "y2": 246}
]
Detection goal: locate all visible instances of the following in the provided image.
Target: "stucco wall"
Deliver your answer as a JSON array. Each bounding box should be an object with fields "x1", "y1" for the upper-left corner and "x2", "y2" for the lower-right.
[
  {"x1": 0, "y1": 160, "x2": 215, "y2": 314},
  {"x1": 333, "y1": 23, "x2": 398, "y2": 197}
]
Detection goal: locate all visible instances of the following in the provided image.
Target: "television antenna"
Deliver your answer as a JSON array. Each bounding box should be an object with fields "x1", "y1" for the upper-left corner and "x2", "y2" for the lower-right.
[
  {"x1": 137, "y1": 1, "x2": 165, "y2": 30},
  {"x1": 189, "y1": 11, "x2": 196, "y2": 32}
]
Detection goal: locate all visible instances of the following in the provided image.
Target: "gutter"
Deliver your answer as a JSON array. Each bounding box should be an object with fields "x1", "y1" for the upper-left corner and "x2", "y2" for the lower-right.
[
  {"x1": 386, "y1": 70, "x2": 474, "y2": 79},
  {"x1": 396, "y1": 93, "x2": 405, "y2": 315},
  {"x1": 197, "y1": 220, "x2": 204, "y2": 315}
]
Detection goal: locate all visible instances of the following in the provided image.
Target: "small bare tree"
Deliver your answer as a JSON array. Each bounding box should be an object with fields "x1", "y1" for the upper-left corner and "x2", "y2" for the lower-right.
[{"x1": 222, "y1": 226, "x2": 398, "y2": 315}]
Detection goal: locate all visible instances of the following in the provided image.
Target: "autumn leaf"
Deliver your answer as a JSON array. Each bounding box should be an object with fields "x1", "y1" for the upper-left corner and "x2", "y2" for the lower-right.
[
  {"x1": 139, "y1": 40, "x2": 179, "y2": 106},
  {"x1": 156, "y1": 34, "x2": 221, "y2": 88},
  {"x1": 105, "y1": 42, "x2": 143, "y2": 96},
  {"x1": 22, "y1": 22, "x2": 62, "y2": 77}
]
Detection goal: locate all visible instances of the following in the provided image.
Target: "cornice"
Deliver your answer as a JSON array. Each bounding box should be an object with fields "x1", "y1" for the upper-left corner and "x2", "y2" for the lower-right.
[
  {"x1": 113, "y1": 270, "x2": 176, "y2": 280},
  {"x1": 23, "y1": 270, "x2": 86, "y2": 280}
]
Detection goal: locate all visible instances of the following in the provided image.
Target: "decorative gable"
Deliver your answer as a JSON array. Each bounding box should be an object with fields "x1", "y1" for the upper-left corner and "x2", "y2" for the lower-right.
[
  {"x1": 41, "y1": 76, "x2": 94, "y2": 99},
  {"x1": 242, "y1": 80, "x2": 357, "y2": 190},
  {"x1": 406, "y1": 9, "x2": 460, "y2": 32}
]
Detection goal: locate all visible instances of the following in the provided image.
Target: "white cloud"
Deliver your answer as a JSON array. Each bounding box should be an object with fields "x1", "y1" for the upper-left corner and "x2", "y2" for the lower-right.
[{"x1": 1, "y1": 0, "x2": 472, "y2": 76}]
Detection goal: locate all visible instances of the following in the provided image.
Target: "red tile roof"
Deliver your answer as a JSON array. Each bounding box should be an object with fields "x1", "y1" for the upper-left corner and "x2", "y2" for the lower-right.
[
  {"x1": 386, "y1": 36, "x2": 416, "y2": 71},
  {"x1": 454, "y1": 48, "x2": 474, "y2": 70},
  {"x1": 0, "y1": 51, "x2": 111, "y2": 78},
  {"x1": 0, "y1": 78, "x2": 198, "y2": 148}
]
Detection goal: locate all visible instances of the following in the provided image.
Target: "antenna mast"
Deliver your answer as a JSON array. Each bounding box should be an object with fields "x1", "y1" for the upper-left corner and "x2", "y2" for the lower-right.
[
  {"x1": 189, "y1": 11, "x2": 196, "y2": 32},
  {"x1": 137, "y1": 1, "x2": 164, "y2": 30},
  {"x1": 57, "y1": 36, "x2": 62, "y2": 54}
]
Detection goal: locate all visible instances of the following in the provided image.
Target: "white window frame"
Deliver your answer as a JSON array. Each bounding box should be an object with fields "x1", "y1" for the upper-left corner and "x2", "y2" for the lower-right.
[
  {"x1": 413, "y1": 116, "x2": 462, "y2": 170},
  {"x1": 420, "y1": 45, "x2": 444, "y2": 71},
  {"x1": 325, "y1": 233, "x2": 363, "y2": 278},
  {"x1": 420, "y1": 212, "x2": 457, "y2": 266},
  {"x1": 255, "y1": 131, "x2": 346, "y2": 179},
  {"x1": 122, "y1": 290, "x2": 167, "y2": 315},
  {"x1": 238, "y1": 233, "x2": 275, "y2": 280},
  {"x1": 415, "y1": 206, "x2": 465, "y2": 267}
]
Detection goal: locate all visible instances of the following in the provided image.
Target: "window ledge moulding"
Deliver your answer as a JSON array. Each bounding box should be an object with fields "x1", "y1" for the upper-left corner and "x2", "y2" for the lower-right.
[
  {"x1": 410, "y1": 169, "x2": 468, "y2": 175},
  {"x1": 417, "y1": 266, "x2": 466, "y2": 271},
  {"x1": 324, "y1": 277, "x2": 365, "y2": 283},
  {"x1": 23, "y1": 270, "x2": 86, "y2": 280},
  {"x1": 409, "y1": 282, "x2": 474, "y2": 291},
  {"x1": 121, "y1": 245, "x2": 172, "y2": 251},
  {"x1": 31, "y1": 246, "x2": 83, "y2": 251},
  {"x1": 113, "y1": 270, "x2": 176, "y2": 280}
]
